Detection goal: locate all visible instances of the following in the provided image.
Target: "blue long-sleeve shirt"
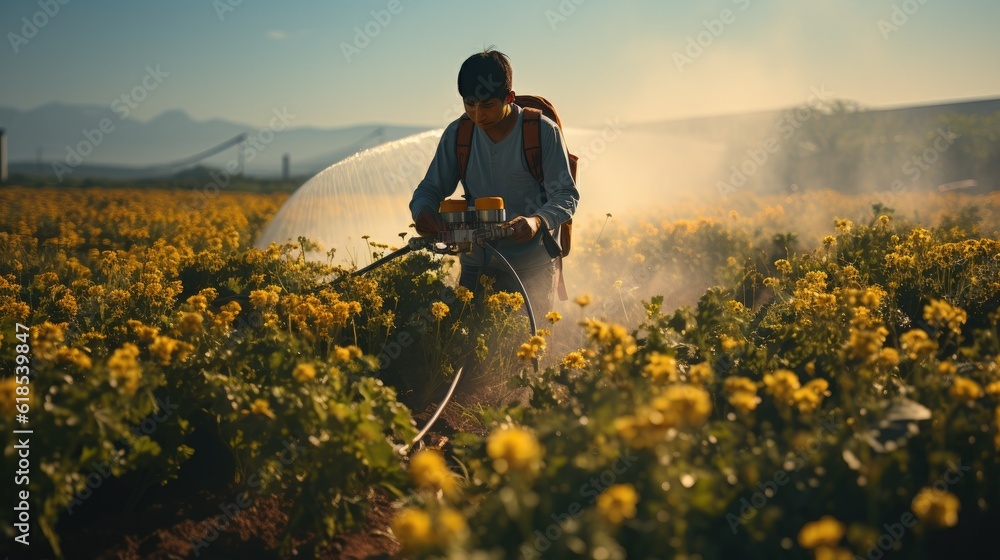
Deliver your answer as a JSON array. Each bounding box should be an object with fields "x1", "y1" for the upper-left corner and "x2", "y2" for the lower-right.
[{"x1": 409, "y1": 104, "x2": 579, "y2": 270}]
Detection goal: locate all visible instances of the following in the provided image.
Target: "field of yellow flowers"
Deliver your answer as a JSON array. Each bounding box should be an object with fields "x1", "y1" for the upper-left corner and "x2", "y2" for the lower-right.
[{"x1": 1, "y1": 185, "x2": 999, "y2": 559}]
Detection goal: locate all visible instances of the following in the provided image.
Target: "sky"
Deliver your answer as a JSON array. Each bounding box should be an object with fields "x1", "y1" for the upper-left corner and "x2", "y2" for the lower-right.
[{"x1": 2, "y1": 0, "x2": 999, "y2": 130}]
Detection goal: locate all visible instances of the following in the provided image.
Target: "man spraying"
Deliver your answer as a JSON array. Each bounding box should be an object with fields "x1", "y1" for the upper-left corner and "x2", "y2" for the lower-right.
[{"x1": 410, "y1": 49, "x2": 579, "y2": 322}]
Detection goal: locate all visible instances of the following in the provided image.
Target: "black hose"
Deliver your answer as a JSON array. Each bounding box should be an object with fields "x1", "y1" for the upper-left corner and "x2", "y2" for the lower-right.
[
  {"x1": 402, "y1": 366, "x2": 464, "y2": 454},
  {"x1": 482, "y1": 243, "x2": 536, "y2": 336},
  {"x1": 352, "y1": 245, "x2": 412, "y2": 276}
]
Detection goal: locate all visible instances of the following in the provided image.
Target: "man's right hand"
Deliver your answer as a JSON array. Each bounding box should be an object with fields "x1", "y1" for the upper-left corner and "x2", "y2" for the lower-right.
[{"x1": 415, "y1": 210, "x2": 446, "y2": 238}]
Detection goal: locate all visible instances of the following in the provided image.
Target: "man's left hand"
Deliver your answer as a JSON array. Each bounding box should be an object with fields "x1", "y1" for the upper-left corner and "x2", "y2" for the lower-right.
[{"x1": 505, "y1": 215, "x2": 543, "y2": 243}]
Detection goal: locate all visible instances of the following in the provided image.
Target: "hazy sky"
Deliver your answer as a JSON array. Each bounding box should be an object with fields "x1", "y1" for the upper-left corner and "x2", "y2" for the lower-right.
[{"x1": 3, "y1": 0, "x2": 998, "y2": 129}]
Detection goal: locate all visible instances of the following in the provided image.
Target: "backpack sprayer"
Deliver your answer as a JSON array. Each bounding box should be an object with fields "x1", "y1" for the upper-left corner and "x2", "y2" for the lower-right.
[{"x1": 352, "y1": 197, "x2": 538, "y2": 452}]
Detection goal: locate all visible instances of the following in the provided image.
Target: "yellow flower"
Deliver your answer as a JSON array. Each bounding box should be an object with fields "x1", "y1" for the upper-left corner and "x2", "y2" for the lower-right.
[
  {"x1": 643, "y1": 352, "x2": 678, "y2": 383},
  {"x1": 847, "y1": 326, "x2": 888, "y2": 362},
  {"x1": 653, "y1": 384, "x2": 713, "y2": 428},
  {"x1": 729, "y1": 391, "x2": 760, "y2": 415},
  {"x1": 436, "y1": 507, "x2": 468, "y2": 543},
  {"x1": 720, "y1": 334, "x2": 740, "y2": 351},
  {"x1": 575, "y1": 294, "x2": 592, "y2": 307},
  {"x1": 56, "y1": 347, "x2": 93, "y2": 370},
  {"x1": 724, "y1": 376, "x2": 757, "y2": 395},
  {"x1": 877, "y1": 348, "x2": 900, "y2": 367},
  {"x1": 250, "y1": 398, "x2": 276, "y2": 419},
  {"x1": 815, "y1": 546, "x2": 855, "y2": 560},
  {"x1": 431, "y1": 301, "x2": 450, "y2": 320},
  {"x1": 293, "y1": 363, "x2": 316, "y2": 383},
  {"x1": 528, "y1": 335, "x2": 546, "y2": 352},
  {"x1": 792, "y1": 379, "x2": 829, "y2": 415},
  {"x1": 128, "y1": 320, "x2": 160, "y2": 343},
  {"x1": 860, "y1": 288, "x2": 883, "y2": 309},
  {"x1": 180, "y1": 312, "x2": 204, "y2": 334},
  {"x1": 937, "y1": 361, "x2": 956, "y2": 376},
  {"x1": 823, "y1": 235, "x2": 837, "y2": 247},
  {"x1": 486, "y1": 292, "x2": 524, "y2": 312},
  {"x1": 923, "y1": 299, "x2": 967, "y2": 334},
  {"x1": 545, "y1": 311, "x2": 562, "y2": 324},
  {"x1": 774, "y1": 258, "x2": 792, "y2": 275},
  {"x1": 984, "y1": 381, "x2": 1000, "y2": 399},
  {"x1": 56, "y1": 293, "x2": 78, "y2": 316},
  {"x1": 0, "y1": 377, "x2": 18, "y2": 415},
  {"x1": 149, "y1": 335, "x2": 180, "y2": 366},
  {"x1": 391, "y1": 508, "x2": 435, "y2": 553},
  {"x1": 409, "y1": 449, "x2": 458, "y2": 498},
  {"x1": 186, "y1": 294, "x2": 210, "y2": 313},
  {"x1": 596, "y1": 484, "x2": 639, "y2": 524},
  {"x1": 334, "y1": 345, "x2": 352, "y2": 362},
  {"x1": 454, "y1": 286, "x2": 474, "y2": 303},
  {"x1": 516, "y1": 343, "x2": 537, "y2": 361},
  {"x1": 763, "y1": 369, "x2": 801, "y2": 407},
  {"x1": 900, "y1": 329, "x2": 937, "y2": 361},
  {"x1": 911, "y1": 488, "x2": 960, "y2": 527},
  {"x1": 950, "y1": 377, "x2": 983, "y2": 401},
  {"x1": 688, "y1": 362, "x2": 714, "y2": 385},
  {"x1": 797, "y1": 516, "x2": 846, "y2": 549},
  {"x1": 31, "y1": 321, "x2": 66, "y2": 361},
  {"x1": 562, "y1": 351, "x2": 587, "y2": 369},
  {"x1": 108, "y1": 344, "x2": 142, "y2": 396},
  {"x1": 250, "y1": 286, "x2": 282, "y2": 307},
  {"x1": 486, "y1": 426, "x2": 542, "y2": 475}
]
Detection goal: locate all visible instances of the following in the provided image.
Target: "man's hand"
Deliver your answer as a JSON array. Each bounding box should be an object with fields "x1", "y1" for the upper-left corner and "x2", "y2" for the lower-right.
[
  {"x1": 415, "y1": 210, "x2": 445, "y2": 238},
  {"x1": 504, "y1": 215, "x2": 543, "y2": 243}
]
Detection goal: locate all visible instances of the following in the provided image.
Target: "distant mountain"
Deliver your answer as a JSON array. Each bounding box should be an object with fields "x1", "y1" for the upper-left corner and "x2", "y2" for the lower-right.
[{"x1": 0, "y1": 103, "x2": 432, "y2": 179}]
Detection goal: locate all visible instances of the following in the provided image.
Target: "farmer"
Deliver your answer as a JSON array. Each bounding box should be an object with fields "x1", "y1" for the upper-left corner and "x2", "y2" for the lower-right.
[{"x1": 409, "y1": 49, "x2": 579, "y2": 322}]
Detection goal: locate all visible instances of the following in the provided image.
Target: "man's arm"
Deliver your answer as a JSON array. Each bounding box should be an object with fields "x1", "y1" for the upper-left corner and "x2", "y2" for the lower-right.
[
  {"x1": 409, "y1": 121, "x2": 462, "y2": 225},
  {"x1": 533, "y1": 118, "x2": 579, "y2": 230}
]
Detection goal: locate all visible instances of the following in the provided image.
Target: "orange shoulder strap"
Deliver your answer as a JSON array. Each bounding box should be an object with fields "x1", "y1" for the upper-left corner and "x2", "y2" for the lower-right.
[
  {"x1": 456, "y1": 115, "x2": 475, "y2": 186},
  {"x1": 521, "y1": 108, "x2": 544, "y2": 183}
]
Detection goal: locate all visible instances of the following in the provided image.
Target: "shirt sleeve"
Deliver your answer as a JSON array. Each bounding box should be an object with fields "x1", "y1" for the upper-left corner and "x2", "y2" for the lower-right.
[
  {"x1": 409, "y1": 120, "x2": 462, "y2": 222},
  {"x1": 534, "y1": 117, "x2": 580, "y2": 229}
]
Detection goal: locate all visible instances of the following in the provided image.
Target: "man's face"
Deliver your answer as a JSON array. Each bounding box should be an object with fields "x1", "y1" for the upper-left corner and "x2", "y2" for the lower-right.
[{"x1": 463, "y1": 91, "x2": 514, "y2": 131}]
